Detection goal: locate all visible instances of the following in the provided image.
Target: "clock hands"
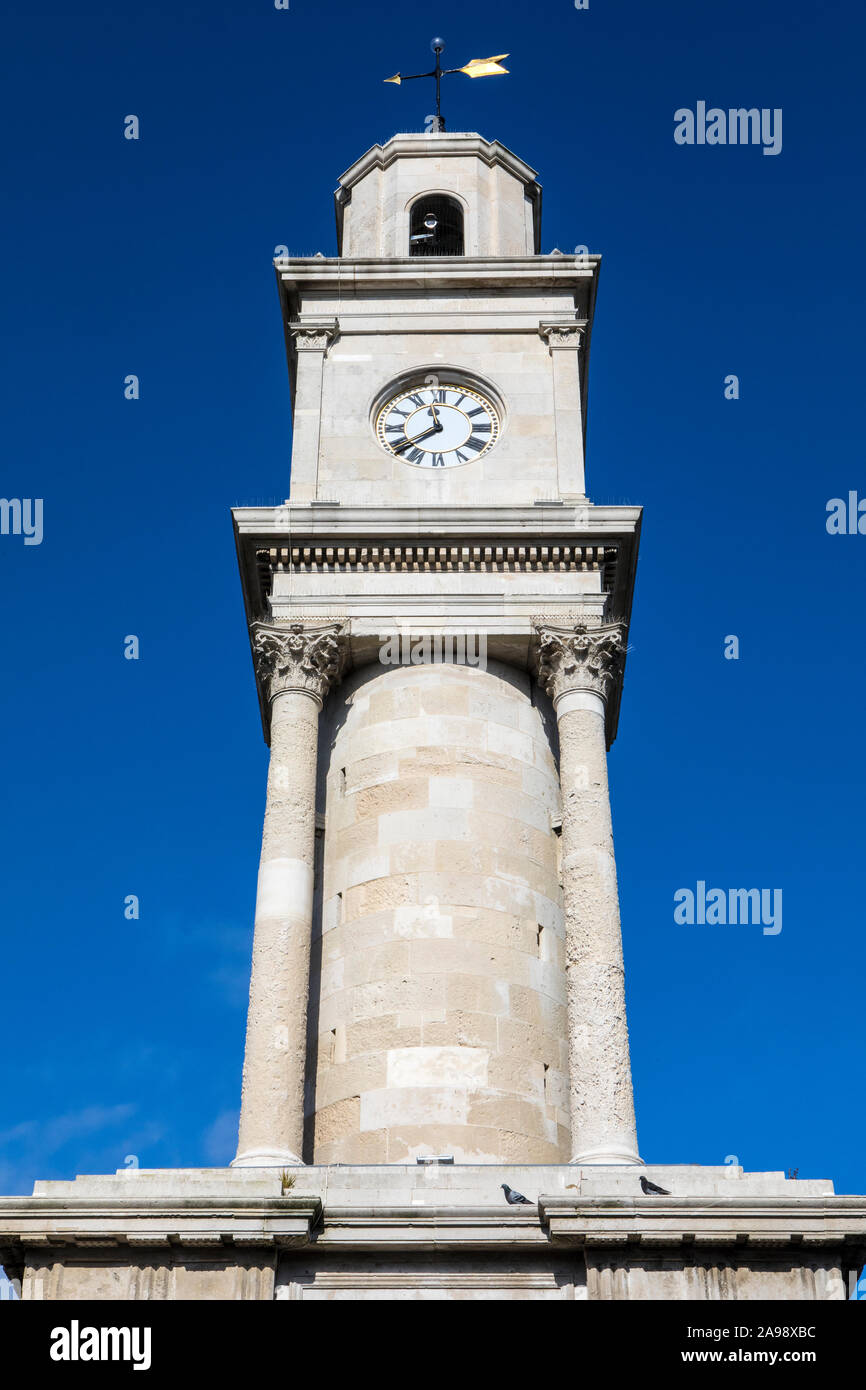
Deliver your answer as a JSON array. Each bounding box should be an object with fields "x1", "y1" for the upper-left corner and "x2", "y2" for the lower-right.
[
  {"x1": 380, "y1": 391, "x2": 498, "y2": 465},
  {"x1": 394, "y1": 423, "x2": 441, "y2": 452},
  {"x1": 394, "y1": 405, "x2": 442, "y2": 453}
]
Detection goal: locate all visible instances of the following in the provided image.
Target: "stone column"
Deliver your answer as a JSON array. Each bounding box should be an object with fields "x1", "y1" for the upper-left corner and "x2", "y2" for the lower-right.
[
  {"x1": 533, "y1": 619, "x2": 641, "y2": 1165},
  {"x1": 233, "y1": 621, "x2": 346, "y2": 1167}
]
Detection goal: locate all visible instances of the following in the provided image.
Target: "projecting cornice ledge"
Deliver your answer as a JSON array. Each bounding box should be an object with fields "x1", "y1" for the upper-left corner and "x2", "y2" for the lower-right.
[
  {"x1": 313, "y1": 1196, "x2": 866, "y2": 1253},
  {"x1": 336, "y1": 134, "x2": 540, "y2": 193},
  {"x1": 538, "y1": 1196, "x2": 866, "y2": 1250},
  {"x1": 0, "y1": 1196, "x2": 323, "y2": 1252},
  {"x1": 276, "y1": 258, "x2": 598, "y2": 296},
  {"x1": 4, "y1": 1195, "x2": 865, "y2": 1256}
]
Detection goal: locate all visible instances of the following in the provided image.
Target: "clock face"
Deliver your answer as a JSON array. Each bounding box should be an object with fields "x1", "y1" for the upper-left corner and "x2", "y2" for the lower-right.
[{"x1": 376, "y1": 384, "x2": 500, "y2": 467}]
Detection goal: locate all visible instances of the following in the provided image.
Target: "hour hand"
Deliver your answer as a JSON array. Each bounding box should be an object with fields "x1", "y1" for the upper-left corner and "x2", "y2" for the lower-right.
[{"x1": 394, "y1": 420, "x2": 442, "y2": 452}]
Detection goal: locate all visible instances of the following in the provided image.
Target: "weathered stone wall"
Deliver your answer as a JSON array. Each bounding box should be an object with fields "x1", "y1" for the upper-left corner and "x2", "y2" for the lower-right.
[
  {"x1": 307, "y1": 658, "x2": 569, "y2": 1163},
  {"x1": 583, "y1": 1255, "x2": 846, "y2": 1302},
  {"x1": 15, "y1": 1248, "x2": 849, "y2": 1303},
  {"x1": 21, "y1": 1255, "x2": 275, "y2": 1302},
  {"x1": 307, "y1": 316, "x2": 570, "y2": 508},
  {"x1": 275, "y1": 1252, "x2": 580, "y2": 1300}
]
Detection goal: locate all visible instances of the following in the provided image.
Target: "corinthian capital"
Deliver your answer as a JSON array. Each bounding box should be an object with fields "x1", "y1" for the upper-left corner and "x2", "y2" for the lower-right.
[
  {"x1": 539, "y1": 321, "x2": 585, "y2": 351},
  {"x1": 532, "y1": 619, "x2": 627, "y2": 705},
  {"x1": 290, "y1": 319, "x2": 339, "y2": 353},
  {"x1": 251, "y1": 621, "x2": 347, "y2": 705}
]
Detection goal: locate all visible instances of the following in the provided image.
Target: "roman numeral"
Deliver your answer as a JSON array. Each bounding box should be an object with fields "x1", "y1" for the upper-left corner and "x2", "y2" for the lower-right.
[
  {"x1": 408, "y1": 393, "x2": 426, "y2": 408},
  {"x1": 464, "y1": 434, "x2": 486, "y2": 453},
  {"x1": 454, "y1": 450, "x2": 469, "y2": 464},
  {"x1": 451, "y1": 393, "x2": 465, "y2": 407},
  {"x1": 385, "y1": 424, "x2": 404, "y2": 436},
  {"x1": 434, "y1": 389, "x2": 447, "y2": 403},
  {"x1": 430, "y1": 454, "x2": 445, "y2": 467},
  {"x1": 405, "y1": 447, "x2": 424, "y2": 464},
  {"x1": 466, "y1": 406, "x2": 487, "y2": 418}
]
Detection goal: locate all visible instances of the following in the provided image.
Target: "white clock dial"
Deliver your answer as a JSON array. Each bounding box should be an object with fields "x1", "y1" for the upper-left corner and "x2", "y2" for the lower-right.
[{"x1": 376, "y1": 384, "x2": 500, "y2": 467}]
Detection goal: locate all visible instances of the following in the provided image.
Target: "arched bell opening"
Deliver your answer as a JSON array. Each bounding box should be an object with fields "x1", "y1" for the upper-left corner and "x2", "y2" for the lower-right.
[{"x1": 409, "y1": 194, "x2": 465, "y2": 256}]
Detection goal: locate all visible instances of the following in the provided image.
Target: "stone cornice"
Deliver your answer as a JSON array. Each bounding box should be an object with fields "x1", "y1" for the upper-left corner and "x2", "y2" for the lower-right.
[
  {"x1": 233, "y1": 502, "x2": 642, "y2": 539},
  {"x1": 231, "y1": 507, "x2": 642, "y2": 748},
  {"x1": 539, "y1": 1195, "x2": 866, "y2": 1250},
  {"x1": 1, "y1": 1193, "x2": 864, "y2": 1256},
  {"x1": 335, "y1": 134, "x2": 540, "y2": 194},
  {"x1": 531, "y1": 619, "x2": 628, "y2": 708},
  {"x1": 276, "y1": 256, "x2": 599, "y2": 296},
  {"x1": 0, "y1": 1195, "x2": 321, "y2": 1253},
  {"x1": 251, "y1": 621, "x2": 347, "y2": 707}
]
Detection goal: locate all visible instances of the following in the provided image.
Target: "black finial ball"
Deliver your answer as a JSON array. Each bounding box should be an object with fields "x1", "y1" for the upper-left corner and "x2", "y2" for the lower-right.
[{"x1": 430, "y1": 36, "x2": 445, "y2": 53}]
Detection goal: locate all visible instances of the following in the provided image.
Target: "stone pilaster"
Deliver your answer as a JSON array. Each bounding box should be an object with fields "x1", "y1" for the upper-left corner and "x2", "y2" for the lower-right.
[
  {"x1": 533, "y1": 619, "x2": 640, "y2": 1165},
  {"x1": 234, "y1": 622, "x2": 346, "y2": 1167},
  {"x1": 538, "y1": 321, "x2": 587, "y2": 498},
  {"x1": 286, "y1": 319, "x2": 339, "y2": 501}
]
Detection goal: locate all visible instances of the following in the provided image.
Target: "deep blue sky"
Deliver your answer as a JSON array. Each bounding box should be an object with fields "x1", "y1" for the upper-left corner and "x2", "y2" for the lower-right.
[{"x1": 1, "y1": 0, "x2": 864, "y2": 1200}]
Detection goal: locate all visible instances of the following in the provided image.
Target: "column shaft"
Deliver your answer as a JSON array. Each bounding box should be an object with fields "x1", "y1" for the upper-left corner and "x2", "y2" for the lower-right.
[
  {"x1": 233, "y1": 620, "x2": 345, "y2": 1167},
  {"x1": 534, "y1": 620, "x2": 640, "y2": 1165},
  {"x1": 556, "y1": 689, "x2": 640, "y2": 1163},
  {"x1": 235, "y1": 689, "x2": 320, "y2": 1165}
]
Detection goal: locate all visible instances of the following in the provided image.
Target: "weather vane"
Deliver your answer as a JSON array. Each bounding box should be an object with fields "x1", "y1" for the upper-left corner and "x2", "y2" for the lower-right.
[{"x1": 385, "y1": 37, "x2": 509, "y2": 132}]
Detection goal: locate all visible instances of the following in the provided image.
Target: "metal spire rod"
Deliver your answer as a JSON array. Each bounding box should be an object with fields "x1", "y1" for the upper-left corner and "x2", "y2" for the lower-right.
[{"x1": 384, "y1": 38, "x2": 509, "y2": 132}]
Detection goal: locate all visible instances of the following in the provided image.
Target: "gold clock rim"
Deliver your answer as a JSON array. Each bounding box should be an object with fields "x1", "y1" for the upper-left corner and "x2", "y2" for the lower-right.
[{"x1": 375, "y1": 382, "x2": 500, "y2": 464}]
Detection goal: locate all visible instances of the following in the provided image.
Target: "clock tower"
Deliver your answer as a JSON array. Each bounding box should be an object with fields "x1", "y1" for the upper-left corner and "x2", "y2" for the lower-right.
[
  {"x1": 231, "y1": 131, "x2": 644, "y2": 1169},
  {"x1": 5, "y1": 127, "x2": 862, "y2": 1306},
  {"x1": 280, "y1": 132, "x2": 588, "y2": 508}
]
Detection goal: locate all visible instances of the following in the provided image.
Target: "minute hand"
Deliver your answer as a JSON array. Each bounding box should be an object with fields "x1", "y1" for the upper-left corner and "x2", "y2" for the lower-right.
[{"x1": 394, "y1": 421, "x2": 443, "y2": 453}]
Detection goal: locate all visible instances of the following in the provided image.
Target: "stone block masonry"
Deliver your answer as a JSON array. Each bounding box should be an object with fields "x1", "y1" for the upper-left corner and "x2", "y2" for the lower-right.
[{"x1": 310, "y1": 659, "x2": 570, "y2": 1163}]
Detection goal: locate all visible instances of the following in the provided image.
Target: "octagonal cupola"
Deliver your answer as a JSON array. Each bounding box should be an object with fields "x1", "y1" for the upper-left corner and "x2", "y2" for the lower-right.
[{"x1": 334, "y1": 131, "x2": 542, "y2": 258}]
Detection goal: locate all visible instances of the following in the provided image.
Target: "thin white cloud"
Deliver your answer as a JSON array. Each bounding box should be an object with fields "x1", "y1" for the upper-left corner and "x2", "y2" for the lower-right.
[
  {"x1": 202, "y1": 1109, "x2": 239, "y2": 1165},
  {"x1": 0, "y1": 1102, "x2": 142, "y2": 1195},
  {"x1": 0, "y1": 1103, "x2": 136, "y2": 1154}
]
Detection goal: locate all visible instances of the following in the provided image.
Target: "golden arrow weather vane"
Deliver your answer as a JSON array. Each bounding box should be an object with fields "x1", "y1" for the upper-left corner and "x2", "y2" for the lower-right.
[{"x1": 385, "y1": 37, "x2": 509, "y2": 131}]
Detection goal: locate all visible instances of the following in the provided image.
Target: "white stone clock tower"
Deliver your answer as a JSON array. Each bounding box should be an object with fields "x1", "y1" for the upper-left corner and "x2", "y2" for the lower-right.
[
  {"x1": 5, "y1": 131, "x2": 863, "y2": 1304},
  {"x1": 231, "y1": 131, "x2": 644, "y2": 1172}
]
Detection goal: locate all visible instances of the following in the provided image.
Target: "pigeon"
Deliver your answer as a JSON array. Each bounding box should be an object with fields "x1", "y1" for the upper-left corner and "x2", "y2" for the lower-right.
[
  {"x1": 640, "y1": 1176, "x2": 670, "y2": 1195},
  {"x1": 501, "y1": 1183, "x2": 532, "y2": 1205}
]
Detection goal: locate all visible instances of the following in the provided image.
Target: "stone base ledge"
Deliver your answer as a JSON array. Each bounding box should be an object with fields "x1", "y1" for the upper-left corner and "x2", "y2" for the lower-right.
[
  {"x1": 2, "y1": 1165, "x2": 864, "y2": 1256},
  {"x1": 3, "y1": 1166, "x2": 864, "y2": 1301},
  {"x1": 18, "y1": 1161, "x2": 846, "y2": 1198}
]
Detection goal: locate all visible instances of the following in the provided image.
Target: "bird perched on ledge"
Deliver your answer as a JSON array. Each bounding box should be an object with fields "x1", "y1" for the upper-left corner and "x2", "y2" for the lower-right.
[
  {"x1": 640, "y1": 1176, "x2": 671, "y2": 1195},
  {"x1": 501, "y1": 1183, "x2": 533, "y2": 1205}
]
